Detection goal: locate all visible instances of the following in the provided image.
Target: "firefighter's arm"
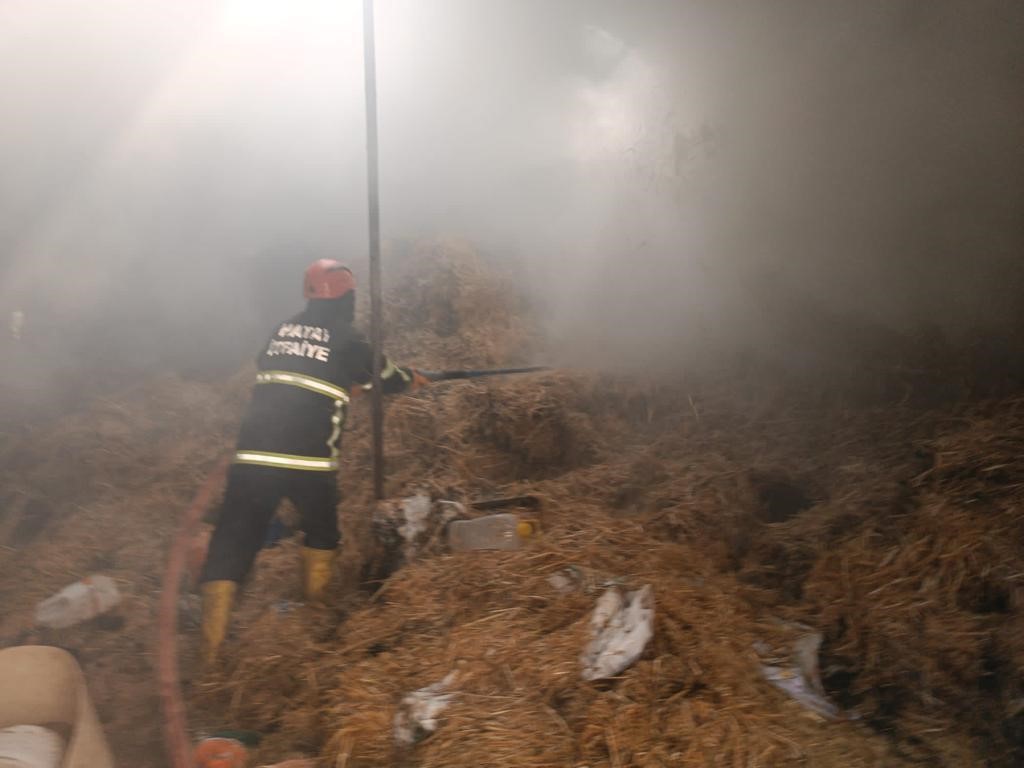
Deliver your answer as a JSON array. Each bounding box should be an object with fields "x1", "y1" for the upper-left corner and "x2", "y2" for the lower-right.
[
  {"x1": 348, "y1": 339, "x2": 428, "y2": 395},
  {"x1": 382, "y1": 358, "x2": 431, "y2": 393}
]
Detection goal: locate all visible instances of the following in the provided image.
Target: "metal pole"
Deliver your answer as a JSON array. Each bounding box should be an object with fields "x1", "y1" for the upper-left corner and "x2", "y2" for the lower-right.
[{"x1": 363, "y1": 0, "x2": 385, "y2": 500}]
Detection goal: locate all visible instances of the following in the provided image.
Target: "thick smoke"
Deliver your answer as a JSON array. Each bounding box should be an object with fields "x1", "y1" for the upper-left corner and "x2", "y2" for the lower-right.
[{"x1": 0, "y1": 0, "x2": 1021, "y2": 386}]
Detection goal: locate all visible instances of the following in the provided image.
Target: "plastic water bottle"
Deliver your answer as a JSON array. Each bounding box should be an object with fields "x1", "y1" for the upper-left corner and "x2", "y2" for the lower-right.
[
  {"x1": 447, "y1": 514, "x2": 535, "y2": 552},
  {"x1": 0, "y1": 725, "x2": 64, "y2": 768},
  {"x1": 35, "y1": 575, "x2": 121, "y2": 629}
]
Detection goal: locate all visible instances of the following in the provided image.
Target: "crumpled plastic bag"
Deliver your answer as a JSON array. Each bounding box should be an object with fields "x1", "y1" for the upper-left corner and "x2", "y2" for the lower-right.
[
  {"x1": 580, "y1": 585, "x2": 654, "y2": 680},
  {"x1": 760, "y1": 627, "x2": 842, "y2": 720},
  {"x1": 393, "y1": 671, "x2": 459, "y2": 745},
  {"x1": 396, "y1": 494, "x2": 434, "y2": 547},
  {"x1": 374, "y1": 496, "x2": 465, "y2": 563}
]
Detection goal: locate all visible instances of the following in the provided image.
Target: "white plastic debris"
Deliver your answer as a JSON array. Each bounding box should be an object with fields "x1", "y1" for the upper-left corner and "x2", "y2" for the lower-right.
[
  {"x1": 372, "y1": 497, "x2": 468, "y2": 576},
  {"x1": 580, "y1": 585, "x2": 654, "y2": 681},
  {"x1": 397, "y1": 494, "x2": 433, "y2": 546},
  {"x1": 760, "y1": 628, "x2": 842, "y2": 720},
  {"x1": 35, "y1": 575, "x2": 121, "y2": 629},
  {"x1": 393, "y1": 672, "x2": 458, "y2": 745},
  {"x1": 547, "y1": 566, "x2": 583, "y2": 594}
]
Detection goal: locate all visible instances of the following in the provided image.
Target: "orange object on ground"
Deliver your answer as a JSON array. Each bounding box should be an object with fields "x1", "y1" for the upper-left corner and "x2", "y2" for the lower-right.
[{"x1": 194, "y1": 736, "x2": 248, "y2": 768}]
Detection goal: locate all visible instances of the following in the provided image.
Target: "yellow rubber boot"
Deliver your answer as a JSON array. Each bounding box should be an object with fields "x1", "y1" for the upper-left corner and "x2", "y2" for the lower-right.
[
  {"x1": 200, "y1": 580, "x2": 237, "y2": 666},
  {"x1": 302, "y1": 547, "x2": 337, "y2": 603}
]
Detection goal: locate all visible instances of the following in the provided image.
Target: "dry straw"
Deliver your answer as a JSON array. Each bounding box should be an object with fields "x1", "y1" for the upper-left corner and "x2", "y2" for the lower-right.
[{"x1": 1, "y1": 242, "x2": 1021, "y2": 767}]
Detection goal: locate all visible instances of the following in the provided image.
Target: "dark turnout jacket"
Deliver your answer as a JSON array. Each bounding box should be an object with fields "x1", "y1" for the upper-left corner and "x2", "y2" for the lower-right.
[{"x1": 233, "y1": 300, "x2": 413, "y2": 471}]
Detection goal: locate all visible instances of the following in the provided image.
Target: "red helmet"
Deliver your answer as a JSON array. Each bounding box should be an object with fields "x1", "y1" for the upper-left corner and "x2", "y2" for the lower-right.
[{"x1": 304, "y1": 259, "x2": 355, "y2": 299}]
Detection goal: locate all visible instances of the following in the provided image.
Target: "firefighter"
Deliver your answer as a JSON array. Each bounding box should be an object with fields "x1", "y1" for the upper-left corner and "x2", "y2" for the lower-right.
[{"x1": 199, "y1": 258, "x2": 427, "y2": 664}]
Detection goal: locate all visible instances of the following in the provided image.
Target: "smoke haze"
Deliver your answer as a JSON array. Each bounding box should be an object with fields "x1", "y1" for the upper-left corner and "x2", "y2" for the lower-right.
[{"x1": 0, "y1": 0, "x2": 1021, "y2": 381}]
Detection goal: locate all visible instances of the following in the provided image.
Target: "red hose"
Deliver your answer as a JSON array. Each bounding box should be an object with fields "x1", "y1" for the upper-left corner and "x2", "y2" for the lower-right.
[{"x1": 158, "y1": 457, "x2": 230, "y2": 768}]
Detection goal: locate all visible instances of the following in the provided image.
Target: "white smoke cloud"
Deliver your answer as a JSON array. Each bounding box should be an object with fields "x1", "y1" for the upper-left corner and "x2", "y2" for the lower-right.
[{"x1": 0, "y1": 0, "x2": 1020, "y2": 378}]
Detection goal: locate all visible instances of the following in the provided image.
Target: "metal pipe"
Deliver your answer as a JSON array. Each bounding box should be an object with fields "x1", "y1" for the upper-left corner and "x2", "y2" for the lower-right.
[{"x1": 362, "y1": 0, "x2": 385, "y2": 500}]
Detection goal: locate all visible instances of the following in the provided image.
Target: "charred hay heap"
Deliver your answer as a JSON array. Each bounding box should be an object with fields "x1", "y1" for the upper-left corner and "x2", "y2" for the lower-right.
[{"x1": 0, "y1": 240, "x2": 1022, "y2": 767}]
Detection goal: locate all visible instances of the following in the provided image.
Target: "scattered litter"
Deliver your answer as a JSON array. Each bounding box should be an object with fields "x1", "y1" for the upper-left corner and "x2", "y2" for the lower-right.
[
  {"x1": 448, "y1": 513, "x2": 535, "y2": 552},
  {"x1": 580, "y1": 585, "x2": 654, "y2": 680},
  {"x1": 370, "y1": 496, "x2": 467, "y2": 583},
  {"x1": 397, "y1": 494, "x2": 433, "y2": 545},
  {"x1": 35, "y1": 575, "x2": 121, "y2": 629},
  {"x1": 373, "y1": 494, "x2": 461, "y2": 565},
  {"x1": 393, "y1": 671, "x2": 459, "y2": 745},
  {"x1": 0, "y1": 725, "x2": 64, "y2": 768},
  {"x1": 759, "y1": 626, "x2": 843, "y2": 720}
]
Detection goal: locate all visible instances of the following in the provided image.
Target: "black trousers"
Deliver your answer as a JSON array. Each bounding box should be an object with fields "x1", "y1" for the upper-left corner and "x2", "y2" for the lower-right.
[{"x1": 201, "y1": 463, "x2": 340, "y2": 583}]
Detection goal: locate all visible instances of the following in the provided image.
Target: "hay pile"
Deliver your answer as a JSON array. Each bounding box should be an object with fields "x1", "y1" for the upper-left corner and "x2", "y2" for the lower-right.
[
  {"x1": 0, "y1": 373, "x2": 246, "y2": 766},
  {"x1": 800, "y1": 401, "x2": 1024, "y2": 765},
  {"x1": 1, "y1": 240, "x2": 1022, "y2": 767},
  {"x1": 375, "y1": 237, "x2": 537, "y2": 369},
  {"x1": 188, "y1": 245, "x2": 1022, "y2": 767},
  {"x1": 187, "y1": 371, "x2": 1024, "y2": 766}
]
